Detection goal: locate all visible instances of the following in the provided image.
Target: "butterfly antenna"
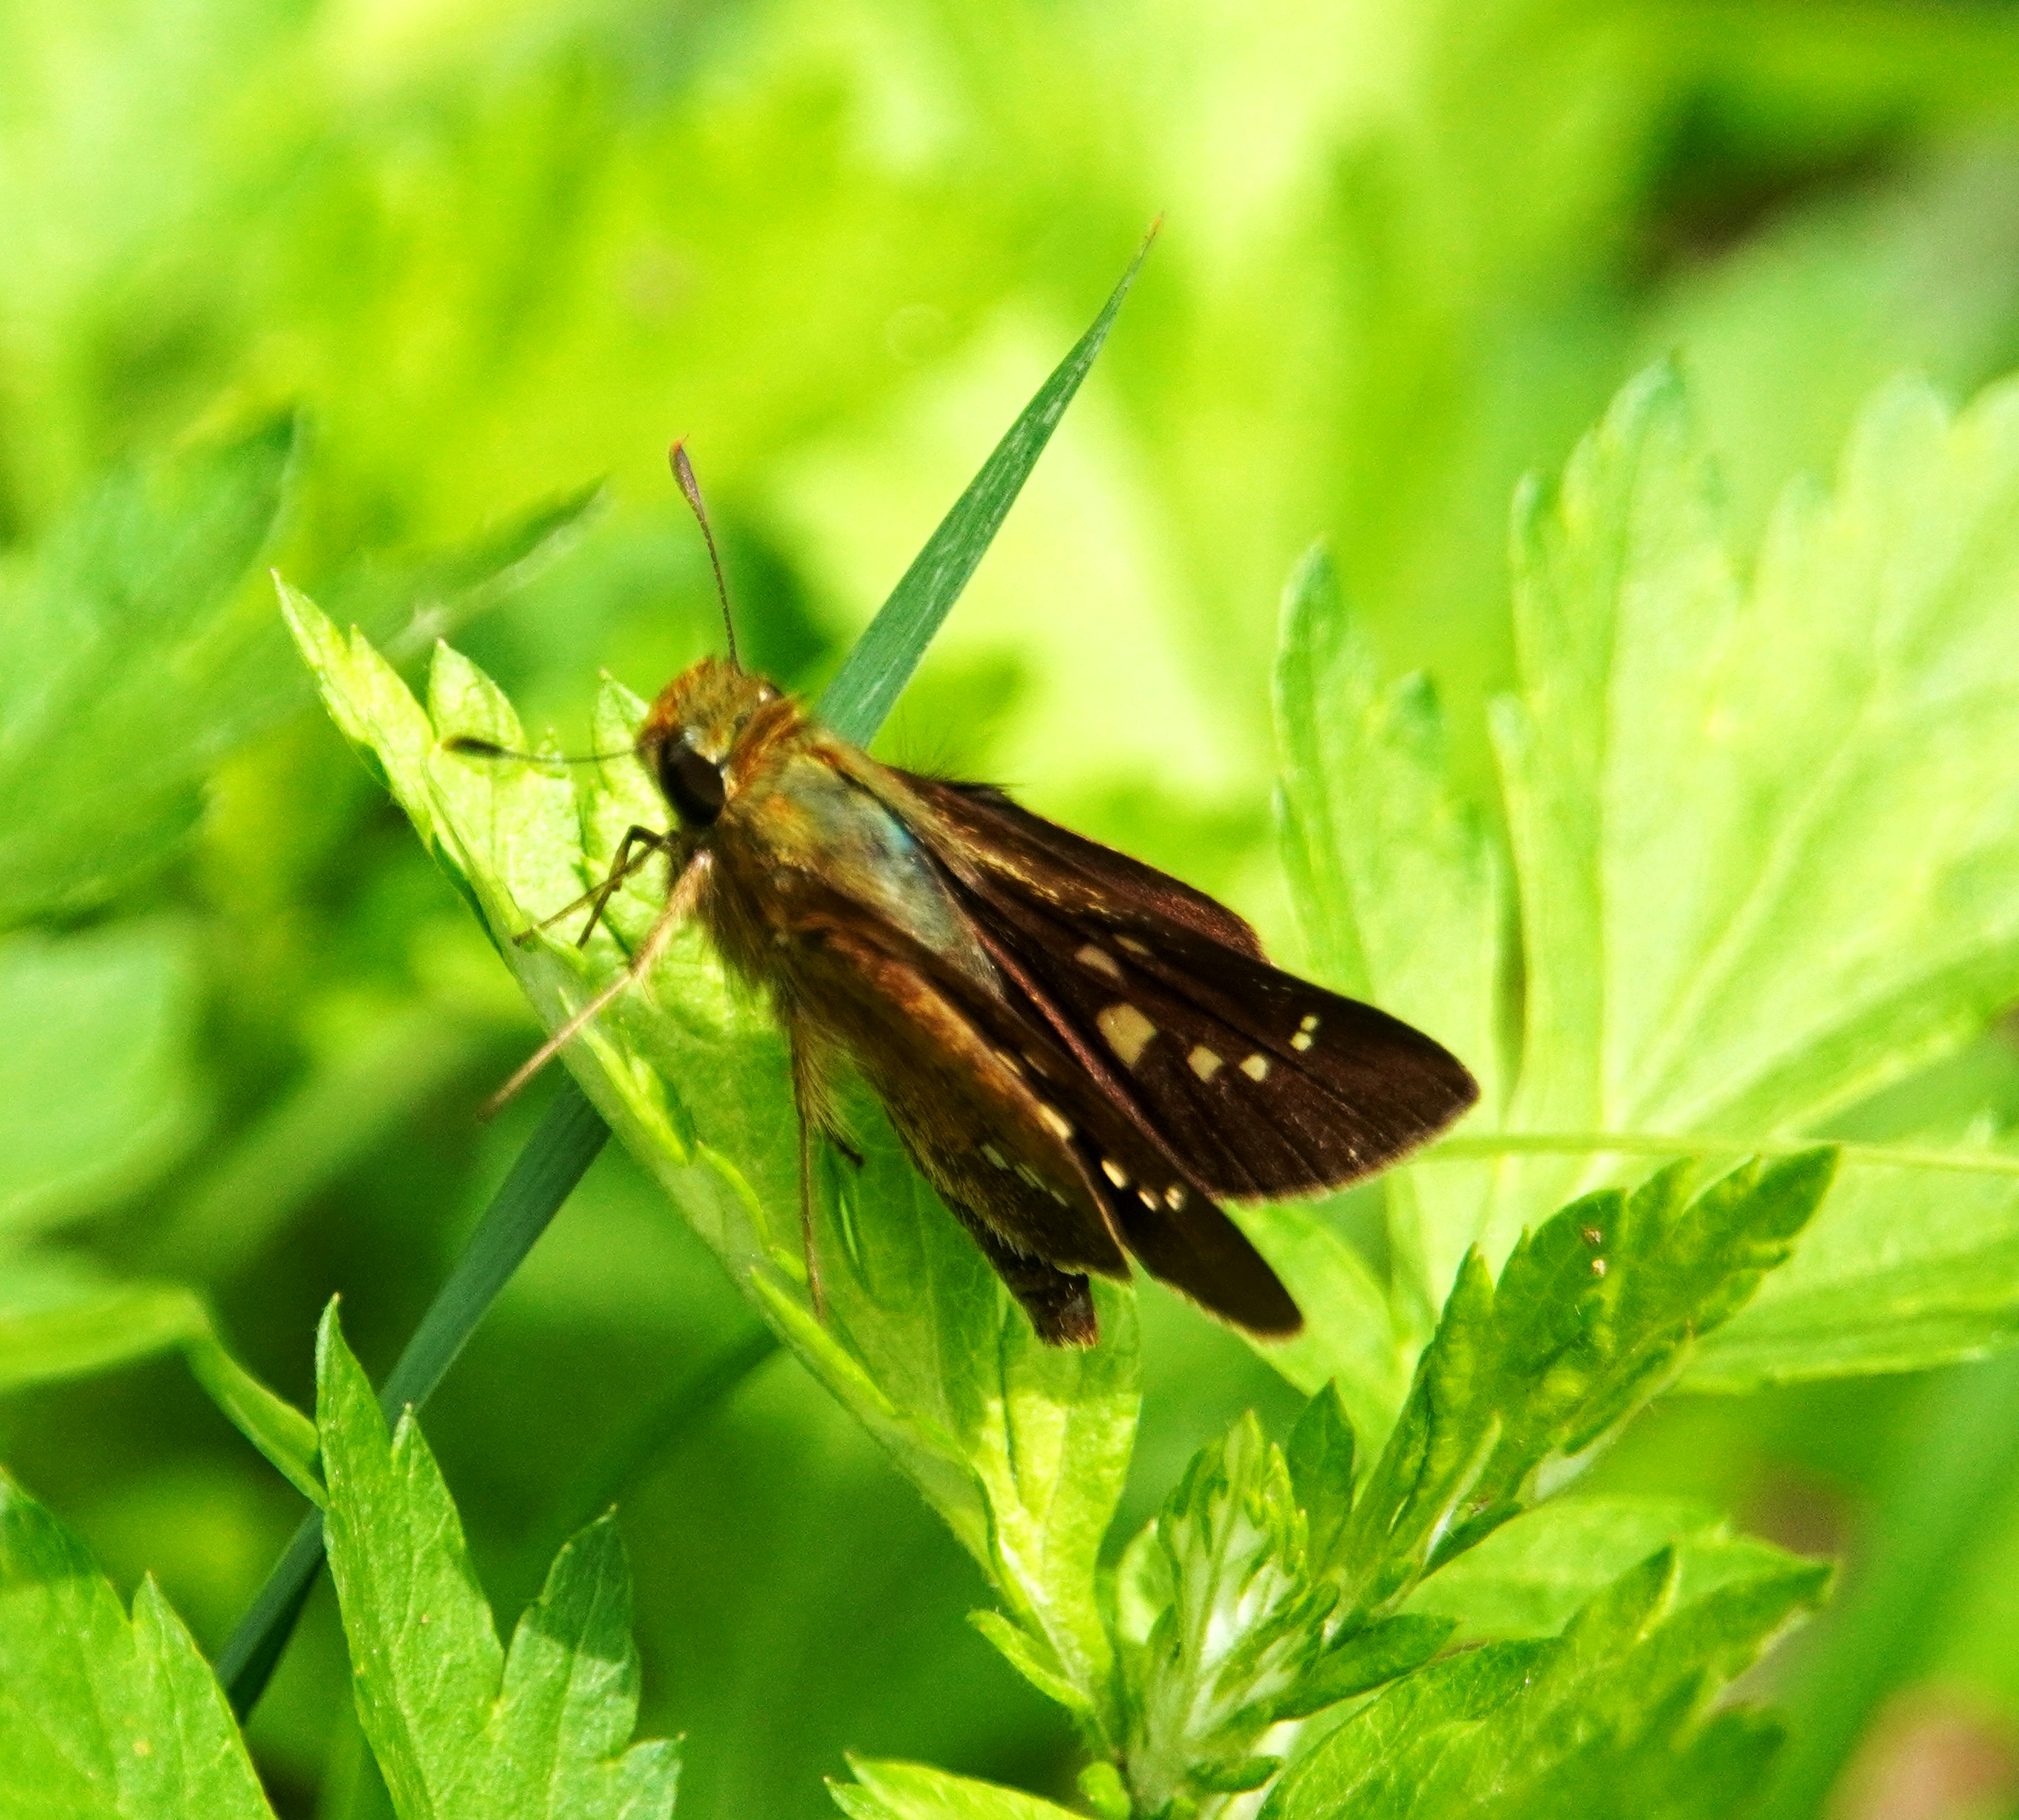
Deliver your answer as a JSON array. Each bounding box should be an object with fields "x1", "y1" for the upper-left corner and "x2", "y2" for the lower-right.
[{"x1": 669, "y1": 438, "x2": 739, "y2": 668}]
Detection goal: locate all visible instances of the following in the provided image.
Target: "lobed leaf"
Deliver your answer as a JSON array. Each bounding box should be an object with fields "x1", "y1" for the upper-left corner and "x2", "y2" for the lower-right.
[
  {"x1": 1277, "y1": 362, "x2": 2019, "y2": 1408},
  {"x1": 1263, "y1": 1547, "x2": 1828, "y2": 1820},
  {"x1": 0, "y1": 1473, "x2": 276, "y2": 1818},
  {"x1": 1112, "y1": 1412, "x2": 1335, "y2": 1811},
  {"x1": 1336, "y1": 1152, "x2": 1834, "y2": 1618},
  {"x1": 315, "y1": 1302, "x2": 678, "y2": 1820}
]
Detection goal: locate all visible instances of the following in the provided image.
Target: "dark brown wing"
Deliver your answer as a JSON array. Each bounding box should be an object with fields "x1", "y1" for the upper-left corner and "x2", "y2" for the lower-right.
[
  {"x1": 782, "y1": 909, "x2": 1130, "y2": 1344},
  {"x1": 767, "y1": 837, "x2": 1299, "y2": 1339},
  {"x1": 895, "y1": 774, "x2": 1480, "y2": 1202}
]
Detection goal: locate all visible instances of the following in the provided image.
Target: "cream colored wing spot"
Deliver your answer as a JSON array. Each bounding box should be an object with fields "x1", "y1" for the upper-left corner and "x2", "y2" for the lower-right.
[
  {"x1": 1291, "y1": 1031, "x2": 1314, "y2": 1051},
  {"x1": 1036, "y1": 1102, "x2": 1075, "y2": 1141},
  {"x1": 1240, "y1": 1052, "x2": 1272, "y2": 1081},
  {"x1": 981, "y1": 1144, "x2": 1010, "y2": 1171},
  {"x1": 1299, "y1": 1014, "x2": 1320, "y2": 1032},
  {"x1": 1164, "y1": 1185, "x2": 1187, "y2": 1210},
  {"x1": 1096, "y1": 1002, "x2": 1158, "y2": 1068},
  {"x1": 1075, "y1": 943, "x2": 1124, "y2": 982},
  {"x1": 1100, "y1": 1157, "x2": 1129, "y2": 1188},
  {"x1": 1188, "y1": 1046, "x2": 1223, "y2": 1081},
  {"x1": 1116, "y1": 936, "x2": 1150, "y2": 957}
]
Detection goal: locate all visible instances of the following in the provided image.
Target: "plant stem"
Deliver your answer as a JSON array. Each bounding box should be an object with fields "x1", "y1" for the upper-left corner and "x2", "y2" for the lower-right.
[{"x1": 215, "y1": 1076, "x2": 609, "y2": 1716}]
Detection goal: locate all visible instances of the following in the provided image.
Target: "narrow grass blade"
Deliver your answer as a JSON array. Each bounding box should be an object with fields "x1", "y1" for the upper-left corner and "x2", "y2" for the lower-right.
[
  {"x1": 216, "y1": 1077, "x2": 608, "y2": 1715},
  {"x1": 816, "y1": 227, "x2": 1158, "y2": 746}
]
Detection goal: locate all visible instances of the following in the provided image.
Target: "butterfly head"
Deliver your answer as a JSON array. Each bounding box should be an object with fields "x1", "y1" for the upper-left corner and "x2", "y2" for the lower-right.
[{"x1": 637, "y1": 655, "x2": 781, "y2": 829}]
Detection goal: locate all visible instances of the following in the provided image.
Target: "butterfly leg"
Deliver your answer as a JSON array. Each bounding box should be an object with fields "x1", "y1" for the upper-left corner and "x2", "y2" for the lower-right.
[
  {"x1": 513, "y1": 825, "x2": 670, "y2": 948},
  {"x1": 784, "y1": 1019, "x2": 851, "y2": 1322},
  {"x1": 483, "y1": 850, "x2": 711, "y2": 1117}
]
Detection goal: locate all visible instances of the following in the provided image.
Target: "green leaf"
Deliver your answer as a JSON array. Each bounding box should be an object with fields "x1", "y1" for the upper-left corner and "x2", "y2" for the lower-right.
[
  {"x1": 1113, "y1": 1411, "x2": 1335, "y2": 1812},
  {"x1": 0, "y1": 921, "x2": 203, "y2": 1236},
  {"x1": 217, "y1": 1079, "x2": 609, "y2": 1716},
  {"x1": 0, "y1": 1260, "x2": 321, "y2": 1505},
  {"x1": 1273, "y1": 544, "x2": 1510, "y2": 1362},
  {"x1": 1286, "y1": 363, "x2": 2019, "y2": 1393},
  {"x1": 1274, "y1": 1615, "x2": 1454, "y2": 1721},
  {"x1": 287, "y1": 592, "x2": 1138, "y2": 1741},
  {"x1": 0, "y1": 1470, "x2": 277, "y2": 1817},
  {"x1": 315, "y1": 1301, "x2": 678, "y2": 1820},
  {"x1": 1284, "y1": 1381, "x2": 1356, "y2": 1579},
  {"x1": 0, "y1": 423, "x2": 293, "y2": 925},
  {"x1": 1404, "y1": 1495, "x2": 1823, "y2": 1645},
  {"x1": 1263, "y1": 1548, "x2": 1829, "y2": 1820},
  {"x1": 815, "y1": 229, "x2": 1156, "y2": 747},
  {"x1": 1335, "y1": 1152, "x2": 1834, "y2": 1619},
  {"x1": 832, "y1": 1758, "x2": 1081, "y2": 1820}
]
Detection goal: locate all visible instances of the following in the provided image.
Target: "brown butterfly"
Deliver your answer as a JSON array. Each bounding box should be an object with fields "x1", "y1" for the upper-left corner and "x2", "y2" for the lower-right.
[{"x1": 455, "y1": 449, "x2": 1477, "y2": 1346}]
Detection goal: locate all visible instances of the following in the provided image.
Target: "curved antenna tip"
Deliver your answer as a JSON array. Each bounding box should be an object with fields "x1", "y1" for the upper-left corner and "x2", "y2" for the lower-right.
[{"x1": 666, "y1": 438, "x2": 740, "y2": 669}]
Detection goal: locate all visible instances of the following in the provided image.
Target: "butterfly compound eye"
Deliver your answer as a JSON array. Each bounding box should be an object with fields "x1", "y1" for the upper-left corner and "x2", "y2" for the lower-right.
[{"x1": 656, "y1": 739, "x2": 727, "y2": 827}]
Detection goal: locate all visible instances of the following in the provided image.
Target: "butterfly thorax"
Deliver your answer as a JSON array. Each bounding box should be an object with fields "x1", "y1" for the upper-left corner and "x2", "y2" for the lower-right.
[{"x1": 638, "y1": 657, "x2": 996, "y2": 1005}]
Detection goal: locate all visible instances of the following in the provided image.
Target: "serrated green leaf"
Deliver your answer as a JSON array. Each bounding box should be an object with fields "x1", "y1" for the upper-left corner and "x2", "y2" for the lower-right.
[
  {"x1": 1284, "y1": 1382, "x2": 1356, "y2": 1580},
  {"x1": 1404, "y1": 1495, "x2": 1819, "y2": 1645},
  {"x1": 1273, "y1": 544, "x2": 1509, "y2": 1371},
  {"x1": 315, "y1": 1302, "x2": 678, "y2": 1820},
  {"x1": 287, "y1": 592, "x2": 1137, "y2": 1736},
  {"x1": 1287, "y1": 362, "x2": 2019, "y2": 1393},
  {"x1": 1115, "y1": 1411, "x2": 1335, "y2": 1811},
  {"x1": 1274, "y1": 1614, "x2": 1454, "y2": 1720},
  {"x1": 1264, "y1": 1547, "x2": 1826, "y2": 1820},
  {"x1": 0, "y1": 1471, "x2": 277, "y2": 1818},
  {"x1": 0, "y1": 921, "x2": 203, "y2": 1236},
  {"x1": 0, "y1": 1262, "x2": 321, "y2": 1505},
  {"x1": 832, "y1": 1758, "x2": 1080, "y2": 1820},
  {"x1": 1337, "y1": 1153, "x2": 1834, "y2": 1618}
]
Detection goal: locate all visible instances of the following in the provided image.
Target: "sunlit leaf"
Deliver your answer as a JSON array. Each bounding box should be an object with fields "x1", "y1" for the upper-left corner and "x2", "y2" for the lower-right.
[
  {"x1": 0, "y1": 1473, "x2": 276, "y2": 1817},
  {"x1": 316, "y1": 1302, "x2": 679, "y2": 1819}
]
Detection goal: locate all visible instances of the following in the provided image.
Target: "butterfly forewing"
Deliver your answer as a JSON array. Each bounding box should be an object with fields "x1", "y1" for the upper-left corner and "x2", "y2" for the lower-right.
[{"x1": 895, "y1": 772, "x2": 1480, "y2": 1202}]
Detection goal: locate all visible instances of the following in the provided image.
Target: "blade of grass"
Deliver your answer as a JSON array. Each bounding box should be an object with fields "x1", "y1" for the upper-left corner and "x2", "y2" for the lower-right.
[
  {"x1": 222, "y1": 235, "x2": 1153, "y2": 1719},
  {"x1": 816, "y1": 224, "x2": 1159, "y2": 746},
  {"x1": 216, "y1": 1076, "x2": 609, "y2": 1715}
]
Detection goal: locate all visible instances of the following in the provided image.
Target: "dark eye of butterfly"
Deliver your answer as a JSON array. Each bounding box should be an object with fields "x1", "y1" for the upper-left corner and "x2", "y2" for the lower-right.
[{"x1": 656, "y1": 737, "x2": 726, "y2": 827}]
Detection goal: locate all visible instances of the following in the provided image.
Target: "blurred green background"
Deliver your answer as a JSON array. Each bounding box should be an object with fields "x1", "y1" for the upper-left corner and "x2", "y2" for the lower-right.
[{"x1": 10, "y1": 1, "x2": 2019, "y2": 1815}]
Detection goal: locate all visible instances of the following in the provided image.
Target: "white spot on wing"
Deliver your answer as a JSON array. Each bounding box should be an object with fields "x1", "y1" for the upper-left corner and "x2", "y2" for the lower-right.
[
  {"x1": 1116, "y1": 936, "x2": 1150, "y2": 956},
  {"x1": 1076, "y1": 943, "x2": 1123, "y2": 981},
  {"x1": 1137, "y1": 1188, "x2": 1158, "y2": 1209},
  {"x1": 1037, "y1": 1103, "x2": 1074, "y2": 1142},
  {"x1": 1299, "y1": 1014, "x2": 1320, "y2": 1033},
  {"x1": 1291, "y1": 1031, "x2": 1314, "y2": 1051},
  {"x1": 1188, "y1": 1046, "x2": 1223, "y2": 1081},
  {"x1": 1165, "y1": 1185, "x2": 1187, "y2": 1210},
  {"x1": 982, "y1": 1144, "x2": 1009, "y2": 1170},
  {"x1": 1101, "y1": 1158, "x2": 1129, "y2": 1188},
  {"x1": 1240, "y1": 1052, "x2": 1272, "y2": 1081},
  {"x1": 1097, "y1": 1002, "x2": 1158, "y2": 1068}
]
